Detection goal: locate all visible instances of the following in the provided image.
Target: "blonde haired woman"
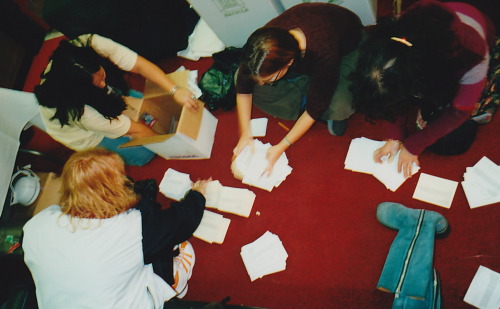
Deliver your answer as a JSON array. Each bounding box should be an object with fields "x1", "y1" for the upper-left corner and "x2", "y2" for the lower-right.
[{"x1": 22, "y1": 149, "x2": 209, "y2": 308}]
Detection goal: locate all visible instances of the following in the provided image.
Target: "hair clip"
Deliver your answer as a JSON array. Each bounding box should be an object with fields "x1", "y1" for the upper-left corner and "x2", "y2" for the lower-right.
[{"x1": 390, "y1": 37, "x2": 413, "y2": 47}]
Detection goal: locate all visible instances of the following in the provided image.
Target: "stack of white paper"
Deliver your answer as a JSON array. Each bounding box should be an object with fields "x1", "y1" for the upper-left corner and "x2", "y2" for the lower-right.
[
  {"x1": 240, "y1": 231, "x2": 288, "y2": 281},
  {"x1": 461, "y1": 156, "x2": 500, "y2": 209},
  {"x1": 205, "y1": 181, "x2": 256, "y2": 217},
  {"x1": 463, "y1": 266, "x2": 500, "y2": 309},
  {"x1": 193, "y1": 210, "x2": 231, "y2": 244},
  {"x1": 412, "y1": 173, "x2": 458, "y2": 208},
  {"x1": 232, "y1": 139, "x2": 293, "y2": 191},
  {"x1": 344, "y1": 137, "x2": 420, "y2": 191},
  {"x1": 159, "y1": 168, "x2": 193, "y2": 201},
  {"x1": 160, "y1": 169, "x2": 257, "y2": 216},
  {"x1": 205, "y1": 180, "x2": 223, "y2": 208}
]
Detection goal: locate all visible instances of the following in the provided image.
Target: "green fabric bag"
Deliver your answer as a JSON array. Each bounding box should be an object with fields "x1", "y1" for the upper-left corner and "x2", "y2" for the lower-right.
[{"x1": 198, "y1": 47, "x2": 241, "y2": 111}]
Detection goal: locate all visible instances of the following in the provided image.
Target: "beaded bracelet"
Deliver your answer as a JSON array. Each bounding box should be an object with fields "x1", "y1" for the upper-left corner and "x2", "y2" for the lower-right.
[{"x1": 283, "y1": 136, "x2": 293, "y2": 146}]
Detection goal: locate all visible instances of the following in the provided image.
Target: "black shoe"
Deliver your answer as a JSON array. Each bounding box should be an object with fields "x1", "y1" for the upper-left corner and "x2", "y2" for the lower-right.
[
  {"x1": 133, "y1": 179, "x2": 158, "y2": 201},
  {"x1": 327, "y1": 120, "x2": 346, "y2": 136}
]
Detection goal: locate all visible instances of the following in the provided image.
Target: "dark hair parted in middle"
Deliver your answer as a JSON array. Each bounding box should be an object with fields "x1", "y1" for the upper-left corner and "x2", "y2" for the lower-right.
[{"x1": 240, "y1": 27, "x2": 300, "y2": 79}]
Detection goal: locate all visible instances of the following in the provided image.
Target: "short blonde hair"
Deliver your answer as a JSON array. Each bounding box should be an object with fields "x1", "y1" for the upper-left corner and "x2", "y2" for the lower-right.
[{"x1": 60, "y1": 148, "x2": 138, "y2": 222}]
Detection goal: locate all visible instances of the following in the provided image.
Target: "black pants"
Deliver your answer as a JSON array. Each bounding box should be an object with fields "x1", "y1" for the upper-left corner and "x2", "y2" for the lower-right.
[{"x1": 428, "y1": 120, "x2": 478, "y2": 155}]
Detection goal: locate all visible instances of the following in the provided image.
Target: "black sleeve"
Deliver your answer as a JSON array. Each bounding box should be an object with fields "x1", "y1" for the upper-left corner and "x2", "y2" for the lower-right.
[{"x1": 135, "y1": 190, "x2": 206, "y2": 257}]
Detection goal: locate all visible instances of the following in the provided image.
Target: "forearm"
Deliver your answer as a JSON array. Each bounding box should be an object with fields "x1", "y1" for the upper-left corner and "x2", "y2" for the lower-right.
[
  {"x1": 276, "y1": 111, "x2": 315, "y2": 150},
  {"x1": 404, "y1": 107, "x2": 471, "y2": 155},
  {"x1": 131, "y1": 56, "x2": 177, "y2": 94},
  {"x1": 126, "y1": 120, "x2": 158, "y2": 138},
  {"x1": 236, "y1": 93, "x2": 253, "y2": 138}
]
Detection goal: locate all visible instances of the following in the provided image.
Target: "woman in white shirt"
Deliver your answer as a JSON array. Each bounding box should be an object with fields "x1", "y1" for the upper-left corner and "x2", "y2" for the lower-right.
[
  {"x1": 35, "y1": 34, "x2": 199, "y2": 166},
  {"x1": 23, "y1": 148, "x2": 209, "y2": 308}
]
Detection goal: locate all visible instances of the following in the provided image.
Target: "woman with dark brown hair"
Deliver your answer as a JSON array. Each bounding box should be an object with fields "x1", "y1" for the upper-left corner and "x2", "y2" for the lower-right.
[
  {"x1": 22, "y1": 148, "x2": 210, "y2": 308},
  {"x1": 234, "y1": 3, "x2": 365, "y2": 173}
]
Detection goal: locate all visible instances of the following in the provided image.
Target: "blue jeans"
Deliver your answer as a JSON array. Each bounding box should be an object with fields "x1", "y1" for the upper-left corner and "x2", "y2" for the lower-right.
[
  {"x1": 376, "y1": 202, "x2": 447, "y2": 309},
  {"x1": 97, "y1": 136, "x2": 156, "y2": 166}
]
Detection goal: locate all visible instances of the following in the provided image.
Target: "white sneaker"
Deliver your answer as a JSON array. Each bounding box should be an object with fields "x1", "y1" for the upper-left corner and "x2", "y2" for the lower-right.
[{"x1": 172, "y1": 241, "x2": 195, "y2": 298}]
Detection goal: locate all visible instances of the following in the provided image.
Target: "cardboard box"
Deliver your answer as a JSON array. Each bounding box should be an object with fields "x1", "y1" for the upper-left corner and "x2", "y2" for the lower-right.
[
  {"x1": 32, "y1": 172, "x2": 63, "y2": 216},
  {"x1": 121, "y1": 70, "x2": 218, "y2": 160},
  {"x1": 186, "y1": 0, "x2": 283, "y2": 48},
  {"x1": 280, "y1": 0, "x2": 377, "y2": 26}
]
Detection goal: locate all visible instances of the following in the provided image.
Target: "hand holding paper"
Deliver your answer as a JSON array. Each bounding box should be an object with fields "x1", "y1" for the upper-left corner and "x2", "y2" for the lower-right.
[
  {"x1": 159, "y1": 168, "x2": 192, "y2": 201},
  {"x1": 397, "y1": 146, "x2": 420, "y2": 179},
  {"x1": 232, "y1": 140, "x2": 292, "y2": 192},
  {"x1": 374, "y1": 139, "x2": 401, "y2": 164},
  {"x1": 345, "y1": 137, "x2": 420, "y2": 191}
]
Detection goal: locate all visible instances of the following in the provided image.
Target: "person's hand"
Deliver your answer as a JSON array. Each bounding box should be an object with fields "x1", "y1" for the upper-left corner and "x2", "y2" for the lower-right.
[
  {"x1": 263, "y1": 144, "x2": 284, "y2": 176},
  {"x1": 416, "y1": 109, "x2": 427, "y2": 129},
  {"x1": 374, "y1": 140, "x2": 401, "y2": 164},
  {"x1": 232, "y1": 136, "x2": 254, "y2": 159},
  {"x1": 398, "y1": 146, "x2": 419, "y2": 179},
  {"x1": 191, "y1": 178, "x2": 212, "y2": 196},
  {"x1": 173, "y1": 87, "x2": 199, "y2": 112}
]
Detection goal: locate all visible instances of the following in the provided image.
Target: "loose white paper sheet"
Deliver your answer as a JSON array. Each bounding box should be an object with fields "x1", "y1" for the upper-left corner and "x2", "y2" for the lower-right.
[
  {"x1": 193, "y1": 210, "x2": 230, "y2": 244},
  {"x1": 344, "y1": 137, "x2": 385, "y2": 174},
  {"x1": 216, "y1": 186, "x2": 256, "y2": 218},
  {"x1": 176, "y1": 66, "x2": 203, "y2": 98},
  {"x1": 240, "y1": 231, "x2": 288, "y2": 281},
  {"x1": 464, "y1": 266, "x2": 500, "y2": 309},
  {"x1": 250, "y1": 118, "x2": 268, "y2": 137},
  {"x1": 412, "y1": 173, "x2": 458, "y2": 208},
  {"x1": 205, "y1": 180, "x2": 224, "y2": 208},
  {"x1": 462, "y1": 156, "x2": 500, "y2": 209},
  {"x1": 344, "y1": 137, "x2": 420, "y2": 191}
]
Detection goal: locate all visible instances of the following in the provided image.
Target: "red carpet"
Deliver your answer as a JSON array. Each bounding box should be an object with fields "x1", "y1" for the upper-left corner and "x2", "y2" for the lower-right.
[{"x1": 20, "y1": 38, "x2": 500, "y2": 309}]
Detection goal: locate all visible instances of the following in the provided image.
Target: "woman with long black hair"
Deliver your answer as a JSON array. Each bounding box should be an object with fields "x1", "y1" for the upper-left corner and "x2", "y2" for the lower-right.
[
  {"x1": 350, "y1": 0, "x2": 495, "y2": 178},
  {"x1": 35, "y1": 34, "x2": 199, "y2": 166}
]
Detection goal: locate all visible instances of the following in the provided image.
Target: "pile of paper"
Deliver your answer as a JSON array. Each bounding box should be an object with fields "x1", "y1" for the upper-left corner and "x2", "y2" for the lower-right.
[
  {"x1": 205, "y1": 180, "x2": 256, "y2": 217},
  {"x1": 240, "y1": 231, "x2": 288, "y2": 281},
  {"x1": 232, "y1": 139, "x2": 293, "y2": 192},
  {"x1": 159, "y1": 168, "x2": 193, "y2": 201},
  {"x1": 344, "y1": 137, "x2": 420, "y2": 191},
  {"x1": 193, "y1": 210, "x2": 230, "y2": 244},
  {"x1": 461, "y1": 156, "x2": 500, "y2": 209},
  {"x1": 159, "y1": 169, "x2": 257, "y2": 217}
]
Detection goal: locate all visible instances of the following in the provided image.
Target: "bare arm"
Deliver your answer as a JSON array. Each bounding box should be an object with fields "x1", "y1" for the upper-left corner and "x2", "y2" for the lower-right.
[
  {"x1": 131, "y1": 56, "x2": 199, "y2": 111},
  {"x1": 233, "y1": 93, "x2": 254, "y2": 155},
  {"x1": 265, "y1": 111, "x2": 316, "y2": 173},
  {"x1": 126, "y1": 120, "x2": 158, "y2": 138}
]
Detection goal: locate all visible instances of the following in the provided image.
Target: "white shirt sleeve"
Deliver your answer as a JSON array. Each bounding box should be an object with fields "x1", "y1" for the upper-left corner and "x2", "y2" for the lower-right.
[
  {"x1": 79, "y1": 105, "x2": 131, "y2": 138},
  {"x1": 73, "y1": 34, "x2": 138, "y2": 71}
]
